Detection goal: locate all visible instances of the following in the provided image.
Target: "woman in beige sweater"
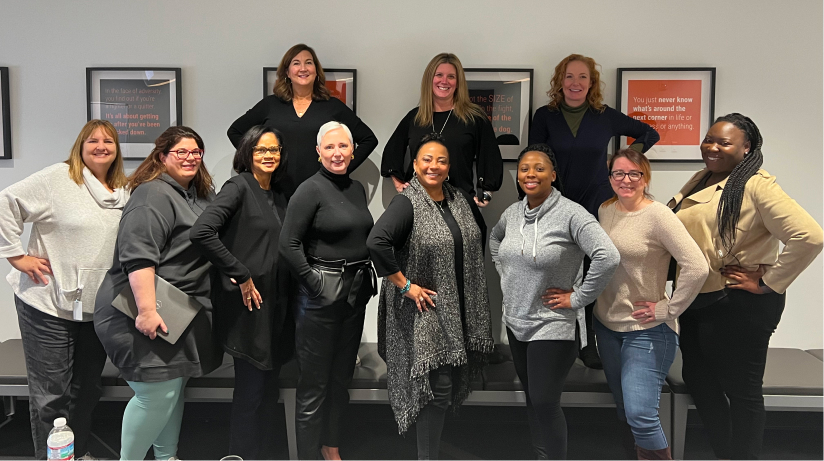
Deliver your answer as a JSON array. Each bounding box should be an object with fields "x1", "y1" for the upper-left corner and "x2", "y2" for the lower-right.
[{"x1": 595, "y1": 149, "x2": 708, "y2": 460}]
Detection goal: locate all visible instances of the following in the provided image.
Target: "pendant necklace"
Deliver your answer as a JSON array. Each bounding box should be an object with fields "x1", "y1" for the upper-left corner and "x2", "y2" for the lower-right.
[{"x1": 433, "y1": 109, "x2": 453, "y2": 135}]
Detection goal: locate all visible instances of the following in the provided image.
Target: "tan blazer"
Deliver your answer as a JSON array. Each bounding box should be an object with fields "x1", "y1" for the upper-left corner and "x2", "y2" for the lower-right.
[{"x1": 668, "y1": 168, "x2": 823, "y2": 294}]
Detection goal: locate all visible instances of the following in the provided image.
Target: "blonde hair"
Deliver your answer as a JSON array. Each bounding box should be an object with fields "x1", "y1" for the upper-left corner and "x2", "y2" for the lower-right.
[
  {"x1": 546, "y1": 54, "x2": 605, "y2": 112},
  {"x1": 65, "y1": 120, "x2": 128, "y2": 189},
  {"x1": 414, "y1": 53, "x2": 487, "y2": 127}
]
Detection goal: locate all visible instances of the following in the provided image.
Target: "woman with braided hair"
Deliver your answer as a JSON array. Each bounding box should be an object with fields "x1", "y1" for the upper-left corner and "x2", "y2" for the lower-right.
[{"x1": 668, "y1": 113, "x2": 823, "y2": 459}]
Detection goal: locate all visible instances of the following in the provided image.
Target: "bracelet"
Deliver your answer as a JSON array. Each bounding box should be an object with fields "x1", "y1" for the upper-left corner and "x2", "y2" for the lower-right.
[{"x1": 399, "y1": 279, "x2": 411, "y2": 295}]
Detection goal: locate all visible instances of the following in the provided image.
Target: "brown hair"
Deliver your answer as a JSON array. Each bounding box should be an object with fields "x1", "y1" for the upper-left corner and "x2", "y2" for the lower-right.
[
  {"x1": 546, "y1": 54, "x2": 605, "y2": 112},
  {"x1": 272, "y1": 44, "x2": 331, "y2": 102},
  {"x1": 65, "y1": 119, "x2": 128, "y2": 189},
  {"x1": 414, "y1": 53, "x2": 487, "y2": 127},
  {"x1": 602, "y1": 149, "x2": 653, "y2": 207},
  {"x1": 127, "y1": 126, "x2": 213, "y2": 198}
]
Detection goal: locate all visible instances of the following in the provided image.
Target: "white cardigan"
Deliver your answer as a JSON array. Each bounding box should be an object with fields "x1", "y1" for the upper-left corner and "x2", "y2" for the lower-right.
[{"x1": 0, "y1": 163, "x2": 128, "y2": 321}]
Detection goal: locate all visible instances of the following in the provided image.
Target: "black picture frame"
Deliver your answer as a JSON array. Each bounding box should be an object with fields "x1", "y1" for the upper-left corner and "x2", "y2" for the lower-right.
[
  {"x1": 263, "y1": 67, "x2": 357, "y2": 113},
  {"x1": 0, "y1": 67, "x2": 11, "y2": 160},
  {"x1": 86, "y1": 67, "x2": 182, "y2": 160},
  {"x1": 616, "y1": 67, "x2": 716, "y2": 162},
  {"x1": 464, "y1": 68, "x2": 534, "y2": 161}
]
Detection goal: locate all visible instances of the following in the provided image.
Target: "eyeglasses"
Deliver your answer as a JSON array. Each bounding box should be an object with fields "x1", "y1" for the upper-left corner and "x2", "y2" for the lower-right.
[
  {"x1": 168, "y1": 149, "x2": 204, "y2": 159},
  {"x1": 609, "y1": 171, "x2": 644, "y2": 182},
  {"x1": 252, "y1": 146, "x2": 282, "y2": 156}
]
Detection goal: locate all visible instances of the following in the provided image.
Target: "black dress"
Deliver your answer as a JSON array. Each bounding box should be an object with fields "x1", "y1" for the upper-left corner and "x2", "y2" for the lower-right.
[
  {"x1": 190, "y1": 172, "x2": 293, "y2": 370},
  {"x1": 94, "y1": 175, "x2": 221, "y2": 382},
  {"x1": 227, "y1": 96, "x2": 378, "y2": 196}
]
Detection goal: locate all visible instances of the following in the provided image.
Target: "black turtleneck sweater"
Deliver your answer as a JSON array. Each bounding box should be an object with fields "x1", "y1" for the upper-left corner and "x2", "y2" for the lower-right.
[{"x1": 278, "y1": 166, "x2": 374, "y2": 285}]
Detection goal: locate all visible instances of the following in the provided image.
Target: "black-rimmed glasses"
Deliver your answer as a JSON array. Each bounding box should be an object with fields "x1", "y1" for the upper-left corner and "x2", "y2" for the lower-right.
[
  {"x1": 252, "y1": 146, "x2": 282, "y2": 156},
  {"x1": 609, "y1": 171, "x2": 644, "y2": 182},
  {"x1": 169, "y1": 148, "x2": 204, "y2": 159}
]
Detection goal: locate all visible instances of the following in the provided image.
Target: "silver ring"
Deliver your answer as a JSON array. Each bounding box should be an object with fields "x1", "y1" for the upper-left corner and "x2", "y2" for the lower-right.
[{"x1": 419, "y1": 297, "x2": 424, "y2": 302}]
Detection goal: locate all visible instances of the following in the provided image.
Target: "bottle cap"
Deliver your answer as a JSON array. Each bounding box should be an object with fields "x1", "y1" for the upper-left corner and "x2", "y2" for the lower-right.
[{"x1": 53, "y1": 417, "x2": 66, "y2": 427}]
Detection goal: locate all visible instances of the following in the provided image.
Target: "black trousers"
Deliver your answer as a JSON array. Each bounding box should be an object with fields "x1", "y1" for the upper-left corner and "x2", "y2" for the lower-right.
[
  {"x1": 507, "y1": 328, "x2": 579, "y2": 460},
  {"x1": 230, "y1": 356, "x2": 282, "y2": 460},
  {"x1": 15, "y1": 296, "x2": 107, "y2": 459},
  {"x1": 415, "y1": 366, "x2": 453, "y2": 460},
  {"x1": 679, "y1": 289, "x2": 785, "y2": 460},
  {"x1": 293, "y1": 289, "x2": 366, "y2": 459}
]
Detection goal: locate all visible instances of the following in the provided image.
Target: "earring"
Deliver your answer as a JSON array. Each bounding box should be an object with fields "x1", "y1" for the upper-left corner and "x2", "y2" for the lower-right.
[
  {"x1": 446, "y1": 175, "x2": 450, "y2": 181},
  {"x1": 318, "y1": 156, "x2": 322, "y2": 162},
  {"x1": 350, "y1": 154, "x2": 355, "y2": 160}
]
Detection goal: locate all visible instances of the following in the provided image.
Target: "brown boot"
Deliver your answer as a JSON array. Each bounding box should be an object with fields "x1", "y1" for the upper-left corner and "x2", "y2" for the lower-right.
[{"x1": 636, "y1": 445, "x2": 672, "y2": 460}]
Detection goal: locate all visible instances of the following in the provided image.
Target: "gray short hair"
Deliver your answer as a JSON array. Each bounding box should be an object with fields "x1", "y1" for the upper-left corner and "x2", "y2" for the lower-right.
[{"x1": 316, "y1": 121, "x2": 353, "y2": 147}]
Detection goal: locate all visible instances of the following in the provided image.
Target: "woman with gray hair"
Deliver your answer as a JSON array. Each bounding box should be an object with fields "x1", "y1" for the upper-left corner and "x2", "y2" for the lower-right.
[{"x1": 279, "y1": 121, "x2": 377, "y2": 460}]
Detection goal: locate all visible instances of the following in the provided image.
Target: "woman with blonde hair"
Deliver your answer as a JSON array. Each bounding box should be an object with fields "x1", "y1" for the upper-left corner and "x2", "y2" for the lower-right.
[
  {"x1": 529, "y1": 53, "x2": 660, "y2": 368},
  {"x1": 0, "y1": 119, "x2": 129, "y2": 459},
  {"x1": 94, "y1": 126, "x2": 221, "y2": 460},
  {"x1": 228, "y1": 43, "x2": 377, "y2": 196},
  {"x1": 381, "y1": 53, "x2": 502, "y2": 237}
]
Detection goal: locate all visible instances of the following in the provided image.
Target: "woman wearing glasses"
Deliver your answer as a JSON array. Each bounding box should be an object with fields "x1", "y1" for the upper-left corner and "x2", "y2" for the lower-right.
[
  {"x1": 528, "y1": 54, "x2": 660, "y2": 368},
  {"x1": 595, "y1": 149, "x2": 707, "y2": 460},
  {"x1": 228, "y1": 43, "x2": 377, "y2": 197},
  {"x1": 95, "y1": 127, "x2": 221, "y2": 461},
  {"x1": 669, "y1": 114, "x2": 822, "y2": 459},
  {"x1": 191, "y1": 126, "x2": 293, "y2": 460}
]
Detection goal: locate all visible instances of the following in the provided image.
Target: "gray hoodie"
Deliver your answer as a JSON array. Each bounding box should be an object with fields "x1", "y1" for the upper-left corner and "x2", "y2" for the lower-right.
[{"x1": 489, "y1": 189, "x2": 619, "y2": 345}]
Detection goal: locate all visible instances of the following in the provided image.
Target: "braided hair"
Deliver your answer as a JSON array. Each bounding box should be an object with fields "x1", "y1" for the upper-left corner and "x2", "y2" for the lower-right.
[
  {"x1": 516, "y1": 143, "x2": 565, "y2": 199},
  {"x1": 714, "y1": 113, "x2": 764, "y2": 251}
]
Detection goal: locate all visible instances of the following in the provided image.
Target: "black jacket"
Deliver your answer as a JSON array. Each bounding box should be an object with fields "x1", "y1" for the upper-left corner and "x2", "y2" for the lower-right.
[{"x1": 190, "y1": 172, "x2": 294, "y2": 370}]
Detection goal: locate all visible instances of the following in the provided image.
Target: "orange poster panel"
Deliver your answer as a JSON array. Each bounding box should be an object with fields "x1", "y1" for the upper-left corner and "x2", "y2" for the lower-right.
[
  {"x1": 326, "y1": 81, "x2": 347, "y2": 105},
  {"x1": 626, "y1": 80, "x2": 702, "y2": 146}
]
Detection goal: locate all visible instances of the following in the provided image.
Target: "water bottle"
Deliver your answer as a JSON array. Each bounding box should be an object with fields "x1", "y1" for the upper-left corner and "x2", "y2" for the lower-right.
[{"x1": 47, "y1": 417, "x2": 74, "y2": 461}]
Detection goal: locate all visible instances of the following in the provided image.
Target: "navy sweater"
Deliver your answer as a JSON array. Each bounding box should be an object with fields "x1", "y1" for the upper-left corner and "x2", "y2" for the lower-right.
[{"x1": 529, "y1": 105, "x2": 659, "y2": 216}]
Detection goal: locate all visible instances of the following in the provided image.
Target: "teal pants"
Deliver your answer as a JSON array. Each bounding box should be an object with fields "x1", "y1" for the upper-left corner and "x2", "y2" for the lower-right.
[{"x1": 121, "y1": 377, "x2": 188, "y2": 461}]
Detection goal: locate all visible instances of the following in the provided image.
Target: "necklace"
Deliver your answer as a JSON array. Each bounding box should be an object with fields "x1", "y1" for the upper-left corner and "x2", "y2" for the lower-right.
[
  {"x1": 434, "y1": 199, "x2": 446, "y2": 215},
  {"x1": 432, "y1": 109, "x2": 453, "y2": 135},
  {"x1": 294, "y1": 98, "x2": 311, "y2": 117}
]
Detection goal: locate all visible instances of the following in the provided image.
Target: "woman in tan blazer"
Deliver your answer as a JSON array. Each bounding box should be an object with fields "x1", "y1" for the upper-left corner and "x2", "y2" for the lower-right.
[{"x1": 668, "y1": 113, "x2": 823, "y2": 460}]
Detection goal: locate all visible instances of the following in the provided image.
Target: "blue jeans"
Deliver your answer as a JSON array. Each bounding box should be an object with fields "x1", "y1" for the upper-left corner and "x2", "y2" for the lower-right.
[{"x1": 594, "y1": 318, "x2": 677, "y2": 450}]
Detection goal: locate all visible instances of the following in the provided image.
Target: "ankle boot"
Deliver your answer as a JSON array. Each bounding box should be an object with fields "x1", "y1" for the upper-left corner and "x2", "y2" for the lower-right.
[{"x1": 636, "y1": 445, "x2": 672, "y2": 460}]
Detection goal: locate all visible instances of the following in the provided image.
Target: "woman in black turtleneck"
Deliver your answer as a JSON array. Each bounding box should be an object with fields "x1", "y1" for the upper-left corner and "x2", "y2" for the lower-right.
[{"x1": 279, "y1": 121, "x2": 376, "y2": 460}]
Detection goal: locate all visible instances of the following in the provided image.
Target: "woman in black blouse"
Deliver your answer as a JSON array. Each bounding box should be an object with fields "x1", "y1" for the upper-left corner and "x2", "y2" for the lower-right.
[
  {"x1": 381, "y1": 53, "x2": 503, "y2": 236},
  {"x1": 190, "y1": 126, "x2": 293, "y2": 460},
  {"x1": 279, "y1": 121, "x2": 376, "y2": 460},
  {"x1": 368, "y1": 134, "x2": 492, "y2": 460},
  {"x1": 228, "y1": 43, "x2": 378, "y2": 196}
]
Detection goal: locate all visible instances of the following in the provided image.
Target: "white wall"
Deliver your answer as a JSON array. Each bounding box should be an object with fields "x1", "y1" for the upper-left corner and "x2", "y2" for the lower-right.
[{"x1": 0, "y1": 0, "x2": 821, "y2": 348}]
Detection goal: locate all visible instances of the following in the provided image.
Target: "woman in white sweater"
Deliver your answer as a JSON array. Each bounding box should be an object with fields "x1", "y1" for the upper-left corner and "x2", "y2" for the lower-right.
[
  {"x1": 0, "y1": 120, "x2": 129, "y2": 459},
  {"x1": 595, "y1": 149, "x2": 708, "y2": 460}
]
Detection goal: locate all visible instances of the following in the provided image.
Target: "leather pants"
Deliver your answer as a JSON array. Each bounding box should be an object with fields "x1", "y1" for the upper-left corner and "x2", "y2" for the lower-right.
[{"x1": 293, "y1": 258, "x2": 373, "y2": 459}]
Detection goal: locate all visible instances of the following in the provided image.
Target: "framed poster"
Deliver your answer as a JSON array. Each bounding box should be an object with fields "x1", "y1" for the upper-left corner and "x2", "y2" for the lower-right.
[
  {"x1": 87, "y1": 67, "x2": 182, "y2": 160},
  {"x1": 464, "y1": 68, "x2": 533, "y2": 161},
  {"x1": 263, "y1": 67, "x2": 357, "y2": 113},
  {"x1": 616, "y1": 67, "x2": 715, "y2": 162},
  {"x1": 0, "y1": 67, "x2": 11, "y2": 159}
]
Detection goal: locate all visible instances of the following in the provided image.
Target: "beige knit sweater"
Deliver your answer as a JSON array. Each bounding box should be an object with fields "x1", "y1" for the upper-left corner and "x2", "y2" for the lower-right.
[{"x1": 596, "y1": 201, "x2": 708, "y2": 334}]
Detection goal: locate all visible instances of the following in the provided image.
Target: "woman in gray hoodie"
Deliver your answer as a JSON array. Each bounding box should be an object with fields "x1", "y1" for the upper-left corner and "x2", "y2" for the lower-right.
[{"x1": 490, "y1": 143, "x2": 619, "y2": 459}]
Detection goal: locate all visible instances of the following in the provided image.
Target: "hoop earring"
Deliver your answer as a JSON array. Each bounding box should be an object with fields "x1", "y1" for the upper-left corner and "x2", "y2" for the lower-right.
[{"x1": 447, "y1": 175, "x2": 450, "y2": 181}]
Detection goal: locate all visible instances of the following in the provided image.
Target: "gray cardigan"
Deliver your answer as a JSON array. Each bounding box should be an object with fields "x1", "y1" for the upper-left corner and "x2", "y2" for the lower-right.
[{"x1": 489, "y1": 190, "x2": 619, "y2": 345}]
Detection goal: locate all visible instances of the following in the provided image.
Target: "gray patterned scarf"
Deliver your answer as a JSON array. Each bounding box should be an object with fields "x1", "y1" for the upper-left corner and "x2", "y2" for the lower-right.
[{"x1": 378, "y1": 177, "x2": 493, "y2": 433}]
